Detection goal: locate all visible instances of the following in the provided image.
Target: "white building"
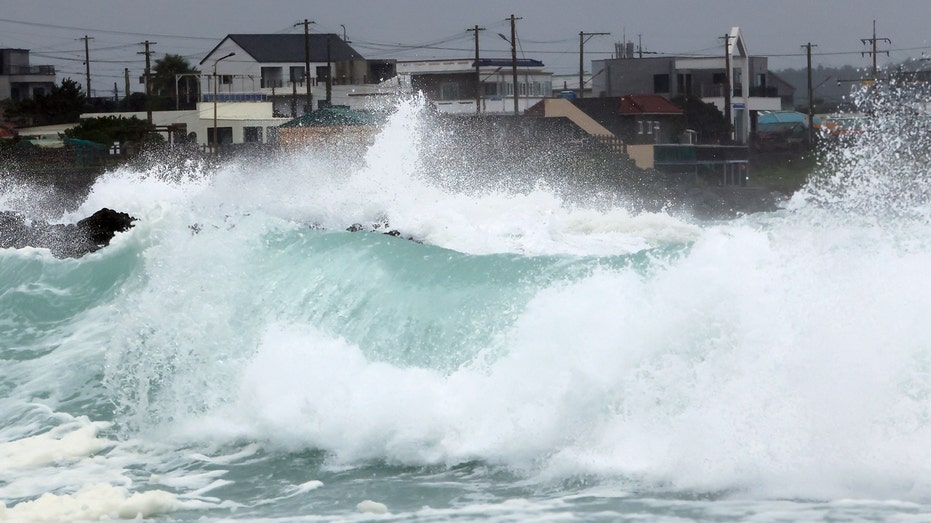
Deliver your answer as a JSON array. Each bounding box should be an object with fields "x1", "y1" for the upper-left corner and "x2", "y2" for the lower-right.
[
  {"x1": 0, "y1": 49, "x2": 56, "y2": 102},
  {"x1": 200, "y1": 33, "x2": 398, "y2": 116},
  {"x1": 82, "y1": 102, "x2": 289, "y2": 148},
  {"x1": 396, "y1": 58, "x2": 553, "y2": 114}
]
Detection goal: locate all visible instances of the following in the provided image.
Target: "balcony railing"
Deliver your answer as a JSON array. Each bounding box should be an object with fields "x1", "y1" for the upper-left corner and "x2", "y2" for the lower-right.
[
  {"x1": 696, "y1": 83, "x2": 780, "y2": 98},
  {"x1": 750, "y1": 86, "x2": 780, "y2": 97},
  {"x1": 4, "y1": 65, "x2": 55, "y2": 75}
]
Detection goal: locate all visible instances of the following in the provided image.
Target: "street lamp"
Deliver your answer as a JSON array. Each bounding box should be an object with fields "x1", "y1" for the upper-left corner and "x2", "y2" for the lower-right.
[{"x1": 212, "y1": 52, "x2": 235, "y2": 153}]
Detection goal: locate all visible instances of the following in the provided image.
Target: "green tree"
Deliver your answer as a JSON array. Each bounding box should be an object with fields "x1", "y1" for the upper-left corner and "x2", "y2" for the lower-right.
[
  {"x1": 3, "y1": 78, "x2": 86, "y2": 126},
  {"x1": 152, "y1": 54, "x2": 200, "y2": 109},
  {"x1": 63, "y1": 115, "x2": 158, "y2": 146}
]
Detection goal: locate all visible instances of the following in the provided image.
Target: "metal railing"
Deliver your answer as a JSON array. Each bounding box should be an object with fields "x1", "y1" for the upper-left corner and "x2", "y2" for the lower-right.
[{"x1": 3, "y1": 65, "x2": 55, "y2": 75}]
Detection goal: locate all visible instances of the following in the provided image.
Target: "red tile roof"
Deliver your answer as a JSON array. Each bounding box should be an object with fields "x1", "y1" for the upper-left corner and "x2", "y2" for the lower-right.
[{"x1": 618, "y1": 95, "x2": 683, "y2": 115}]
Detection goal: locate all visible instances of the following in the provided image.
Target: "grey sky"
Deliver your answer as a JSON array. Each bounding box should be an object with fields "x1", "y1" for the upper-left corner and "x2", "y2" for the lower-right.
[{"x1": 3, "y1": 0, "x2": 929, "y2": 96}]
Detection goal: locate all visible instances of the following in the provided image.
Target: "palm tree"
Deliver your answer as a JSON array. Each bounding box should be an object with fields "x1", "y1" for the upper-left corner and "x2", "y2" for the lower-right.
[{"x1": 152, "y1": 54, "x2": 200, "y2": 109}]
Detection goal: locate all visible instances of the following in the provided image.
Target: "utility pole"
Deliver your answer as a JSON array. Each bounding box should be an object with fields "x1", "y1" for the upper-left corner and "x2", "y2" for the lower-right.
[
  {"x1": 124, "y1": 68, "x2": 130, "y2": 100},
  {"x1": 860, "y1": 20, "x2": 891, "y2": 80},
  {"x1": 137, "y1": 40, "x2": 156, "y2": 124},
  {"x1": 468, "y1": 25, "x2": 485, "y2": 113},
  {"x1": 802, "y1": 42, "x2": 818, "y2": 146},
  {"x1": 637, "y1": 34, "x2": 643, "y2": 59},
  {"x1": 720, "y1": 33, "x2": 733, "y2": 142},
  {"x1": 79, "y1": 35, "x2": 94, "y2": 98},
  {"x1": 509, "y1": 14, "x2": 521, "y2": 115},
  {"x1": 579, "y1": 31, "x2": 609, "y2": 98},
  {"x1": 295, "y1": 19, "x2": 315, "y2": 112}
]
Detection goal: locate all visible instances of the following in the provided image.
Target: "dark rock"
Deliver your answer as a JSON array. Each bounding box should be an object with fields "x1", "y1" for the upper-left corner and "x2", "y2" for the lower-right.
[
  {"x1": 0, "y1": 208, "x2": 136, "y2": 258},
  {"x1": 77, "y1": 208, "x2": 136, "y2": 246}
]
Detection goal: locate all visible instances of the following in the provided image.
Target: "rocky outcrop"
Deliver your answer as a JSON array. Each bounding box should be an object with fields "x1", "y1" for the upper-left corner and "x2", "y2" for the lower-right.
[{"x1": 0, "y1": 208, "x2": 136, "y2": 258}]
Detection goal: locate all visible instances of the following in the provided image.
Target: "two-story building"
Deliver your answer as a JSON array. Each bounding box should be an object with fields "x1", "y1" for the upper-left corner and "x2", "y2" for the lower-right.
[
  {"x1": 591, "y1": 27, "x2": 784, "y2": 144},
  {"x1": 200, "y1": 34, "x2": 397, "y2": 116},
  {"x1": 0, "y1": 49, "x2": 56, "y2": 101},
  {"x1": 396, "y1": 57, "x2": 553, "y2": 114}
]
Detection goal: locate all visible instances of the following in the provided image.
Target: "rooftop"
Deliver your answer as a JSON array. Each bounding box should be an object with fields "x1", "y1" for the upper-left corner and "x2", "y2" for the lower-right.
[
  {"x1": 619, "y1": 94, "x2": 684, "y2": 115},
  {"x1": 201, "y1": 34, "x2": 363, "y2": 65}
]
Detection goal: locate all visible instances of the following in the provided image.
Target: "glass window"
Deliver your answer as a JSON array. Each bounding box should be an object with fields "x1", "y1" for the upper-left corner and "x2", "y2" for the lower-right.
[
  {"x1": 440, "y1": 82, "x2": 459, "y2": 100},
  {"x1": 261, "y1": 67, "x2": 283, "y2": 88},
  {"x1": 244, "y1": 127, "x2": 263, "y2": 143},
  {"x1": 208, "y1": 127, "x2": 233, "y2": 145},
  {"x1": 653, "y1": 74, "x2": 670, "y2": 93}
]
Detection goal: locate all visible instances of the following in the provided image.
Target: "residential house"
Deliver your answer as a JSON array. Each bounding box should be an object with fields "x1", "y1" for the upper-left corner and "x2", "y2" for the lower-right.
[
  {"x1": 396, "y1": 58, "x2": 553, "y2": 114},
  {"x1": 568, "y1": 94, "x2": 685, "y2": 145},
  {"x1": 200, "y1": 34, "x2": 397, "y2": 116},
  {"x1": 81, "y1": 102, "x2": 291, "y2": 149},
  {"x1": 0, "y1": 49, "x2": 56, "y2": 101},
  {"x1": 591, "y1": 27, "x2": 784, "y2": 144},
  {"x1": 529, "y1": 94, "x2": 748, "y2": 183}
]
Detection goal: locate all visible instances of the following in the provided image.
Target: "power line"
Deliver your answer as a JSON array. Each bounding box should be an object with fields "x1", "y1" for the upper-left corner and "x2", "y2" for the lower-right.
[{"x1": 0, "y1": 16, "x2": 217, "y2": 41}]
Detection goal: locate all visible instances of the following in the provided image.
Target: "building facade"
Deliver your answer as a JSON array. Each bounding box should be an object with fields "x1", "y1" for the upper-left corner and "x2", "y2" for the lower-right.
[
  {"x1": 397, "y1": 58, "x2": 553, "y2": 114},
  {"x1": 0, "y1": 49, "x2": 56, "y2": 102},
  {"x1": 200, "y1": 34, "x2": 397, "y2": 116},
  {"x1": 591, "y1": 28, "x2": 784, "y2": 144}
]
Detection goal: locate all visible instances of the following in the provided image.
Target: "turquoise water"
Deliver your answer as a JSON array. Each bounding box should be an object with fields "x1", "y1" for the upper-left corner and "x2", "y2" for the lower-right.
[{"x1": 3, "y1": 94, "x2": 931, "y2": 521}]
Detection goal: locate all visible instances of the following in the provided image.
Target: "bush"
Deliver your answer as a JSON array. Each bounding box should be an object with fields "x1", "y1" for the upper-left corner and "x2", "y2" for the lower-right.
[{"x1": 63, "y1": 115, "x2": 160, "y2": 146}]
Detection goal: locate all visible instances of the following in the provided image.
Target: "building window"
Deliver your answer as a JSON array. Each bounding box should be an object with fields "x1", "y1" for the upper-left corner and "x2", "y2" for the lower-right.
[
  {"x1": 261, "y1": 67, "x2": 283, "y2": 88},
  {"x1": 290, "y1": 66, "x2": 306, "y2": 84},
  {"x1": 315, "y1": 65, "x2": 330, "y2": 82},
  {"x1": 646, "y1": 120, "x2": 653, "y2": 134},
  {"x1": 637, "y1": 120, "x2": 643, "y2": 134},
  {"x1": 483, "y1": 83, "x2": 498, "y2": 96},
  {"x1": 677, "y1": 73, "x2": 692, "y2": 95},
  {"x1": 221, "y1": 75, "x2": 233, "y2": 85},
  {"x1": 244, "y1": 126, "x2": 263, "y2": 143},
  {"x1": 653, "y1": 74, "x2": 670, "y2": 93},
  {"x1": 440, "y1": 82, "x2": 460, "y2": 100},
  {"x1": 208, "y1": 127, "x2": 233, "y2": 145}
]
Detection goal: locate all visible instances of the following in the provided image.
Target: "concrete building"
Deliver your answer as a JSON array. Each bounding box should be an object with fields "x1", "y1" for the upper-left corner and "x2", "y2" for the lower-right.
[
  {"x1": 591, "y1": 27, "x2": 783, "y2": 144},
  {"x1": 200, "y1": 34, "x2": 398, "y2": 116},
  {"x1": 0, "y1": 49, "x2": 56, "y2": 101},
  {"x1": 81, "y1": 102, "x2": 290, "y2": 148},
  {"x1": 396, "y1": 58, "x2": 553, "y2": 114}
]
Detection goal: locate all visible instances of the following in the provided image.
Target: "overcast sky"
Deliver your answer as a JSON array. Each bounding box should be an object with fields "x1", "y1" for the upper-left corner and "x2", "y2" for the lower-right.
[{"x1": 3, "y1": 0, "x2": 930, "y2": 97}]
